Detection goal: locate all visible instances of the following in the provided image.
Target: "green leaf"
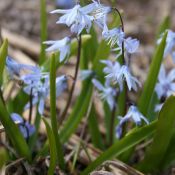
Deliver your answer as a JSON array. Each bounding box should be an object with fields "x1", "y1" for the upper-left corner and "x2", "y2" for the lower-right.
[
  {"x1": 0, "y1": 99, "x2": 31, "y2": 161},
  {"x1": 60, "y1": 83, "x2": 93, "y2": 143},
  {"x1": 81, "y1": 121, "x2": 156, "y2": 175},
  {"x1": 50, "y1": 54, "x2": 65, "y2": 169},
  {"x1": 0, "y1": 39, "x2": 8, "y2": 85},
  {"x1": 88, "y1": 103, "x2": 104, "y2": 150},
  {"x1": 157, "y1": 16, "x2": 170, "y2": 38},
  {"x1": 137, "y1": 95, "x2": 175, "y2": 173},
  {"x1": 39, "y1": 0, "x2": 47, "y2": 64},
  {"x1": 0, "y1": 148, "x2": 8, "y2": 168},
  {"x1": 43, "y1": 118, "x2": 57, "y2": 175},
  {"x1": 138, "y1": 31, "x2": 168, "y2": 116},
  {"x1": 161, "y1": 129, "x2": 175, "y2": 170}
]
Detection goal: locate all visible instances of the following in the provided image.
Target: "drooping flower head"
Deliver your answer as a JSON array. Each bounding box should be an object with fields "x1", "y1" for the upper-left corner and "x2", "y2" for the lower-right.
[
  {"x1": 101, "y1": 60, "x2": 141, "y2": 91},
  {"x1": 157, "y1": 30, "x2": 175, "y2": 62},
  {"x1": 22, "y1": 69, "x2": 68, "y2": 115},
  {"x1": 92, "y1": 78, "x2": 117, "y2": 110},
  {"x1": 102, "y1": 26, "x2": 125, "y2": 48},
  {"x1": 116, "y1": 105, "x2": 149, "y2": 138},
  {"x1": 6, "y1": 56, "x2": 39, "y2": 80},
  {"x1": 11, "y1": 113, "x2": 35, "y2": 139},
  {"x1": 51, "y1": 4, "x2": 93, "y2": 35},
  {"x1": 44, "y1": 37, "x2": 71, "y2": 62},
  {"x1": 155, "y1": 65, "x2": 175, "y2": 99}
]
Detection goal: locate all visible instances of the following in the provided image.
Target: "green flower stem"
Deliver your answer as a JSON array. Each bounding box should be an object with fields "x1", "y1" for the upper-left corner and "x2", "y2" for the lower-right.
[{"x1": 50, "y1": 54, "x2": 65, "y2": 170}]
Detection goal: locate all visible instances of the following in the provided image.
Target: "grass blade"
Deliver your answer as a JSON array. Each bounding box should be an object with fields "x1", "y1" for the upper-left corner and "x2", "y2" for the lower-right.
[
  {"x1": 43, "y1": 118, "x2": 57, "y2": 175},
  {"x1": 60, "y1": 83, "x2": 93, "y2": 143},
  {"x1": 88, "y1": 103, "x2": 105, "y2": 150},
  {"x1": 81, "y1": 121, "x2": 156, "y2": 175},
  {"x1": 0, "y1": 99, "x2": 31, "y2": 161},
  {"x1": 0, "y1": 39, "x2": 8, "y2": 85},
  {"x1": 138, "y1": 31, "x2": 168, "y2": 116},
  {"x1": 39, "y1": 0, "x2": 47, "y2": 64},
  {"x1": 137, "y1": 95, "x2": 175, "y2": 173},
  {"x1": 50, "y1": 54, "x2": 65, "y2": 169}
]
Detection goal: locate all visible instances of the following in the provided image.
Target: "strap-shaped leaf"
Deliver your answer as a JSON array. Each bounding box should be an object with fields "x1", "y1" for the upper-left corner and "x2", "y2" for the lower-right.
[
  {"x1": 138, "y1": 31, "x2": 168, "y2": 116},
  {"x1": 137, "y1": 95, "x2": 175, "y2": 173},
  {"x1": 0, "y1": 99, "x2": 31, "y2": 161},
  {"x1": 50, "y1": 54, "x2": 65, "y2": 169},
  {"x1": 0, "y1": 39, "x2": 8, "y2": 85},
  {"x1": 39, "y1": 0, "x2": 47, "y2": 64},
  {"x1": 60, "y1": 84, "x2": 93, "y2": 143},
  {"x1": 43, "y1": 118, "x2": 57, "y2": 175},
  {"x1": 81, "y1": 121, "x2": 156, "y2": 175}
]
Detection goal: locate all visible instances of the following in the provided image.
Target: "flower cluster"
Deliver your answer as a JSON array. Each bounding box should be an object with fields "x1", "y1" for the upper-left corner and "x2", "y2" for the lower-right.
[
  {"x1": 46, "y1": 1, "x2": 145, "y2": 139},
  {"x1": 6, "y1": 57, "x2": 68, "y2": 115}
]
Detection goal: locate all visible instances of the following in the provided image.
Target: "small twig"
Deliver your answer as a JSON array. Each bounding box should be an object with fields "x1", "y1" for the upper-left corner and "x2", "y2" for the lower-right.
[{"x1": 59, "y1": 35, "x2": 82, "y2": 124}]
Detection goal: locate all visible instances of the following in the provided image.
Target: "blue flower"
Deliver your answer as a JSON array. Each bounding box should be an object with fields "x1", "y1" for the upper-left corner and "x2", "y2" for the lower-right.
[
  {"x1": 155, "y1": 65, "x2": 175, "y2": 99},
  {"x1": 51, "y1": 4, "x2": 93, "y2": 35},
  {"x1": 56, "y1": 0, "x2": 75, "y2": 9},
  {"x1": 92, "y1": 78, "x2": 116, "y2": 110},
  {"x1": 23, "y1": 69, "x2": 67, "y2": 115},
  {"x1": 116, "y1": 105, "x2": 149, "y2": 138},
  {"x1": 101, "y1": 60, "x2": 141, "y2": 91},
  {"x1": 84, "y1": 0, "x2": 111, "y2": 28},
  {"x1": 6, "y1": 56, "x2": 39, "y2": 79},
  {"x1": 44, "y1": 37, "x2": 71, "y2": 62},
  {"x1": 102, "y1": 26, "x2": 125, "y2": 48},
  {"x1": 56, "y1": 75, "x2": 68, "y2": 97},
  {"x1": 11, "y1": 113, "x2": 35, "y2": 139},
  {"x1": 158, "y1": 30, "x2": 175, "y2": 62},
  {"x1": 124, "y1": 37, "x2": 140, "y2": 54}
]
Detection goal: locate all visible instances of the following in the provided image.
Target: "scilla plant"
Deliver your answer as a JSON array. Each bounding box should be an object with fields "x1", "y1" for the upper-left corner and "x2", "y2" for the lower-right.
[{"x1": 0, "y1": 0, "x2": 175, "y2": 174}]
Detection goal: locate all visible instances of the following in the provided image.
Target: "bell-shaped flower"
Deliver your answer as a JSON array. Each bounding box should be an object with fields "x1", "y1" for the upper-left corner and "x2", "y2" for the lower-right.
[
  {"x1": 101, "y1": 60, "x2": 141, "y2": 91},
  {"x1": 116, "y1": 105, "x2": 149, "y2": 138},
  {"x1": 11, "y1": 113, "x2": 35, "y2": 139},
  {"x1": 6, "y1": 56, "x2": 39, "y2": 79},
  {"x1": 155, "y1": 65, "x2": 175, "y2": 99},
  {"x1": 102, "y1": 25, "x2": 125, "y2": 48},
  {"x1": 56, "y1": 75, "x2": 68, "y2": 97},
  {"x1": 24, "y1": 77, "x2": 50, "y2": 115},
  {"x1": 51, "y1": 4, "x2": 93, "y2": 35},
  {"x1": 84, "y1": 0, "x2": 111, "y2": 28},
  {"x1": 113, "y1": 36, "x2": 140, "y2": 56},
  {"x1": 92, "y1": 78, "x2": 116, "y2": 110},
  {"x1": 124, "y1": 37, "x2": 140, "y2": 54},
  {"x1": 44, "y1": 37, "x2": 71, "y2": 62},
  {"x1": 157, "y1": 30, "x2": 175, "y2": 62},
  {"x1": 23, "y1": 69, "x2": 67, "y2": 115}
]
